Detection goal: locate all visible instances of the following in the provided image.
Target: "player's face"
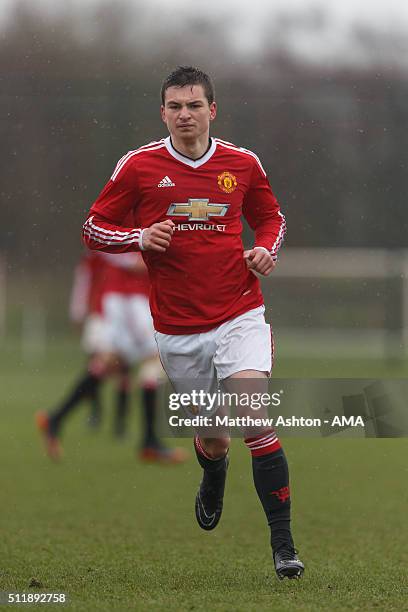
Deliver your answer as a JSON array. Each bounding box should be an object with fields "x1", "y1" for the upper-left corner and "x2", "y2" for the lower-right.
[{"x1": 161, "y1": 85, "x2": 217, "y2": 142}]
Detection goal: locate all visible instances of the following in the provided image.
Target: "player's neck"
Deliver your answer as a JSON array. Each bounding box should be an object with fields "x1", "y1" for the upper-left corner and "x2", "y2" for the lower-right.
[{"x1": 169, "y1": 135, "x2": 211, "y2": 161}]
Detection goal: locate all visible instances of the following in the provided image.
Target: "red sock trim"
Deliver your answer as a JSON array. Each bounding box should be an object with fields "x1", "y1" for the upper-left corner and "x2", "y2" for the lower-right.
[
  {"x1": 141, "y1": 381, "x2": 159, "y2": 390},
  {"x1": 194, "y1": 435, "x2": 214, "y2": 461},
  {"x1": 244, "y1": 429, "x2": 281, "y2": 456},
  {"x1": 249, "y1": 439, "x2": 281, "y2": 456},
  {"x1": 88, "y1": 361, "x2": 105, "y2": 378}
]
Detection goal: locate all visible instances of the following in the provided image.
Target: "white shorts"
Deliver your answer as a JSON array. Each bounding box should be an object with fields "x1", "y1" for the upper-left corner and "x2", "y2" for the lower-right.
[
  {"x1": 155, "y1": 306, "x2": 273, "y2": 390},
  {"x1": 81, "y1": 314, "x2": 110, "y2": 354},
  {"x1": 101, "y1": 293, "x2": 157, "y2": 363}
]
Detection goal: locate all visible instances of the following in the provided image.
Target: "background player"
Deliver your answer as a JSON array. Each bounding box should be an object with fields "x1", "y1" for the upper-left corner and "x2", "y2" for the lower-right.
[
  {"x1": 68, "y1": 250, "x2": 132, "y2": 433},
  {"x1": 37, "y1": 251, "x2": 111, "y2": 459},
  {"x1": 37, "y1": 251, "x2": 188, "y2": 464},
  {"x1": 69, "y1": 250, "x2": 107, "y2": 429},
  {"x1": 82, "y1": 66, "x2": 304, "y2": 580}
]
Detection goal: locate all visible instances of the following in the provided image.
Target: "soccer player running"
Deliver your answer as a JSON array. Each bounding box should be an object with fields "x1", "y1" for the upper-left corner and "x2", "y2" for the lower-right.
[{"x1": 83, "y1": 66, "x2": 304, "y2": 579}]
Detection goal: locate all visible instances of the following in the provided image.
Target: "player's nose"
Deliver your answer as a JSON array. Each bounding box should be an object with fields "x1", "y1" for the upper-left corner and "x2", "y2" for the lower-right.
[{"x1": 179, "y1": 105, "x2": 191, "y2": 119}]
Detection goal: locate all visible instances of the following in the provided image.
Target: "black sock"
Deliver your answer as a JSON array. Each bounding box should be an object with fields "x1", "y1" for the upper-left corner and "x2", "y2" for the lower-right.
[
  {"x1": 48, "y1": 371, "x2": 100, "y2": 435},
  {"x1": 141, "y1": 387, "x2": 159, "y2": 446},
  {"x1": 88, "y1": 386, "x2": 102, "y2": 425},
  {"x1": 194, "y1": 438, "x2": 228, "y2": 513},
  {"x1": 114, "y1": 387, "x2": 129, "y2": 436},
  {"x1": 252, "y1": 447, "x2": 294, "y2": 553}
]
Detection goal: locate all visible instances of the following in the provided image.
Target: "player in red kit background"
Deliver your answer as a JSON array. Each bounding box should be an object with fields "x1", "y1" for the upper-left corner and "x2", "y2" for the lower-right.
[
  {"x1": 36, "y1": 251, "x2": 187, "y2": 465},
  {"x1": 83, "y1": 66, "x2": 304, "y2": 580}
]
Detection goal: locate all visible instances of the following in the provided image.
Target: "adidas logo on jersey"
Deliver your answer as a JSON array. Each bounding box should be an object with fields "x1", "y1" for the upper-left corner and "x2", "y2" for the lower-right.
[{"x1": 158, "y1": 176, "x2": 175, "y2": 187}]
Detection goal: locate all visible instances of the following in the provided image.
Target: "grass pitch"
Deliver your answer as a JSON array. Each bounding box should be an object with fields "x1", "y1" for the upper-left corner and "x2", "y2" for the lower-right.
[{"x1": 1, "y1": 339, "x2": 407, "y2": 611}]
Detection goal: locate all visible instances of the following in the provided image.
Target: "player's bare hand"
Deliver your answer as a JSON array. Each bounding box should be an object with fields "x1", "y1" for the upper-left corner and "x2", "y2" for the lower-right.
[
  {"x1": 243, "y1": 248, "x2": 276, "y2": 276},
  {"x1": 142, "y1": 220, "x2": 175, "y2": 252}
]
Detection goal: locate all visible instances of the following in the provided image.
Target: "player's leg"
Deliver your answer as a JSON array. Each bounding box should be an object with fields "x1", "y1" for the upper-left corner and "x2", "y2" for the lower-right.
[
  {"x1": 100, "y1": 292, "x2": 137, "y2": 441},
  {"x1": 137, "y1": 355, "x2": 182, "y2": 460},
  {"x1": 155, "y1": 327, "x2": 229, "y2": 526},
  {"x1": 82, "y1": 314, "x2": 107, "y2": 429},
  {"x1": 46, "y1": 314, "x2": 106, "y2": 435},
  {"x1": 126, "y1": 296, "x2": 188, "y2": 463},
  {"x1": 48, "y1": 359, "x2": 103, "y2": 435},
  {"x1": 112, "y1": 360, "x2": 131, "y2": 438},
  {"x1": 137, "y1": 357, "x2": 161, "y2": 449},
  {"x1": 87, "y1": 378, "x2": 102, "y2": 429},
  {"x1": 215, "y1": 307, "x2": 304, "y2": 579},
  {"x1": 36, "y1": 353, "x2": 111, "y2": 460},
  {"x1": 194, "y1": 434, "x2": 230, "y2": 530},
  {"x1": 226, "y1": 371, "x2": 304, "y2": 579},
  {"x1": 36, "y1": 312, "x2": 119, "y2": 459}
]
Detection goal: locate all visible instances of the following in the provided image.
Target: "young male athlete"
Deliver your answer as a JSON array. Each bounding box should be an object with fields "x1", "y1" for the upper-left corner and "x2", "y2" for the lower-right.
[{"x1": 82, "y1": 66, "x2": 304, "y2": 579}]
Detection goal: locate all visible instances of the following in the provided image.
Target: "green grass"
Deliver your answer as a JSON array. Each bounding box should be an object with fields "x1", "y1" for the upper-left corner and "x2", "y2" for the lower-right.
[{"x1": 1, "y1": 338, "x2": 407, "y2": 611}]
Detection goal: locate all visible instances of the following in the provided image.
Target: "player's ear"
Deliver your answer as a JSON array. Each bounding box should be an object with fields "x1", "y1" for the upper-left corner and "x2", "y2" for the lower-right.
[
  {"x1": 209, "y1": 102, "x2": 217, "y2": 121},
  {"x1": 160, "y1": 105, "x2": 166, "y2": 123}
]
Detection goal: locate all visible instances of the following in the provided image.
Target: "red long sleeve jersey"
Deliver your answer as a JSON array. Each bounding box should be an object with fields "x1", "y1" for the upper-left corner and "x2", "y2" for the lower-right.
[
  {"x1": 70, "y1": 252, "x2": 150, "y2": 320},
  {"x1": 83, "y1": 136, "x2": 286, "y2": 334},
  {"x1": 98, "y1": 252, "x2": 150, "y2": 297},
  {"x1": 69, "y1": 253, "x2": 104, "y2": 322}
]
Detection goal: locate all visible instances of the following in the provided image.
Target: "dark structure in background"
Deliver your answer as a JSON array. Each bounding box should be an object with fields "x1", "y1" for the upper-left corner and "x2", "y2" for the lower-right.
[{"x1": 1, "y1": 2, "x2": 407, "y2": 337}]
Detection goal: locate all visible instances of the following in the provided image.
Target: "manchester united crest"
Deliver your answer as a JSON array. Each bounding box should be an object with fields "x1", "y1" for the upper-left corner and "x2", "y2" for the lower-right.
[{"x1": 217, "y1": 171, "x2": 237, "y2": 194}]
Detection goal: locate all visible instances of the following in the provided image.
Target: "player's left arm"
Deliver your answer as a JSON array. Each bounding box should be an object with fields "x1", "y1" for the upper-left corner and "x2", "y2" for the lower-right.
[{"x1": 242, "y1": 156, "x2": 286, "y2": 276}]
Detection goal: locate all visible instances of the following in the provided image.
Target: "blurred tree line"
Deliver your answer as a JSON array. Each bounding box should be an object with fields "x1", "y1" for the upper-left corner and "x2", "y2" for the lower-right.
[{"x1": 1, "y1": 1, "x2": 407, "y2": 277}]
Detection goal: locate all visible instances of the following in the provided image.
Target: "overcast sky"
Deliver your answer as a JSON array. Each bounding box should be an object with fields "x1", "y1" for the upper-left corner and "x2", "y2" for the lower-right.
[
  {"x1": 1, "y1": 0, "x2": 407, "y2": 61},
  {"x1": 1, "y1": 0, "x2": 407, "y2": 19}
]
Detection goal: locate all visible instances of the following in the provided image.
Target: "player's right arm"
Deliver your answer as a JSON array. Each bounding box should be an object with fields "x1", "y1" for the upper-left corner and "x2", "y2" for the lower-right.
[{"x1": 82, "y1": 155, "x2": 173, "y2": 253}]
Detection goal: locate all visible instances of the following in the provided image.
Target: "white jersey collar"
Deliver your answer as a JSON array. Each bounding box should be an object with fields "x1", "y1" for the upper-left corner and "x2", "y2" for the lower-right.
[{"x1": 164, "y1": 136, "x2": 217, "y2": 168}]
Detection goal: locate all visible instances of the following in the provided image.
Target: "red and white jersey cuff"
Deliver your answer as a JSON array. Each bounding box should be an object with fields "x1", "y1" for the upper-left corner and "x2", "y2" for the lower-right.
[{"x1": 139, "y1": 229, "x2": 146, "y2": 251}]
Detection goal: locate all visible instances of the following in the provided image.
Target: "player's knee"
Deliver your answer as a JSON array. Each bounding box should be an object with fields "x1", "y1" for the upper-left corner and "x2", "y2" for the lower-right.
[
  {"x1": 202, "y1": 436, "x2": 230, "y2": 458},
  {"x1": 138, "y1": 356, "x2": 164, "y2": 388},
  {"x1": 89, "y1": 352, "x2": 121, "y2": 377}
]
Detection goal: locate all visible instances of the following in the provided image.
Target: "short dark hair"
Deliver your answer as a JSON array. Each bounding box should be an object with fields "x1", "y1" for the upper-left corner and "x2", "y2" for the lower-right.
[{"x1": 161, "y1": 66, "x2": 215, "y2": 105}]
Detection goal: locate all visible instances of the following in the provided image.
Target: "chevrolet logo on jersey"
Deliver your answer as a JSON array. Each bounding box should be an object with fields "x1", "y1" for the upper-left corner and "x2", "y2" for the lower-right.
[{"x1": 167, "y1": 199, "x2": 229, "y2": 221}]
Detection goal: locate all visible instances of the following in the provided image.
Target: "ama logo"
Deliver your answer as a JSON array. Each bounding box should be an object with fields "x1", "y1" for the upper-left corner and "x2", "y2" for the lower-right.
[{"x1": 331, "y1": 415, "x2": 365, "y2": 427}]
